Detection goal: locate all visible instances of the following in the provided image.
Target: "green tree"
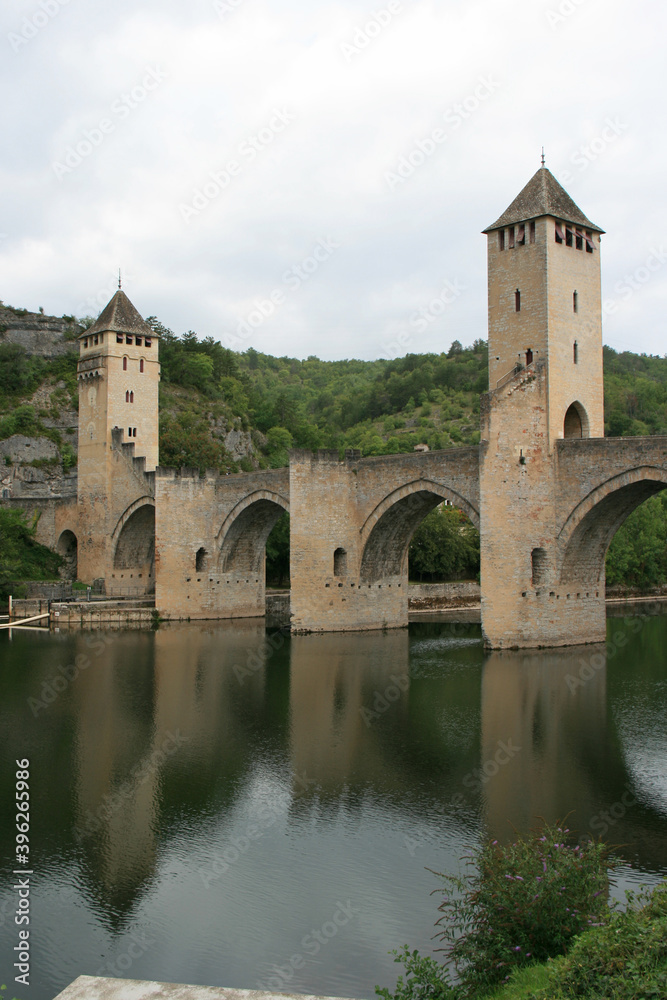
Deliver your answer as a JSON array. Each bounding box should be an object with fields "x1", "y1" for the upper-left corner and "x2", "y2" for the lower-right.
[
  {"x1": 605, "y1": 493, "x2": 667, "y2": 588},
  {"x1": 265, "y1": 426, "x2": 293, "y2": 467},
  {"x1": 180, "y1": 353, "x2": 215, "y2": 388},
  {"x1": 409, "y1": 505, "x2": 480, "y2": 582}
]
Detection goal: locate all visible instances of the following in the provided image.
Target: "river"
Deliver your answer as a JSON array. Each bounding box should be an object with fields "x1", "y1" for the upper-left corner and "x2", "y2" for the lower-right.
[{"x1": 1, "y1": 612, "x2": 666, "y2": 1000}]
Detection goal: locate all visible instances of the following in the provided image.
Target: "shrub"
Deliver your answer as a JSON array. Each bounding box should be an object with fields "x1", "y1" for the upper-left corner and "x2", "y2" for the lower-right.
[
  {"x1": 433, "y1": 822, "x2": 616, "y2": 997},
  {"x1": 535, "y1": 881, "x2": 667, "y2": 1000},
  {"x1": 61, "y1": 443, "x2": 77, "y2": 472},
  {"x1": 376, "y1": 946, "x2": 455, "y2": 1000}
]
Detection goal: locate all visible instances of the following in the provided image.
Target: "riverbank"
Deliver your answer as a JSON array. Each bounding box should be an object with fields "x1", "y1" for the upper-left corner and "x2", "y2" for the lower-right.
[{"x1": 486, "y1": 878, "x2": 667, "y2": 999}]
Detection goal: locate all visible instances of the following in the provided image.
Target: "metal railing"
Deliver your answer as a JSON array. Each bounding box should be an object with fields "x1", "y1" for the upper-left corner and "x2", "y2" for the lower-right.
[{"x1": 496, "y1": 363, "x2": 522, "y2": 389}]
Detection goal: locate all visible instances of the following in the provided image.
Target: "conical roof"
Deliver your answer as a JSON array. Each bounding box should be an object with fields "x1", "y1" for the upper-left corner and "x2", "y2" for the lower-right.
[
  {"x1": 483, "y1": 167, "x2": 604, "y2": 233},
  {"x1": 82, "y1": 290, "x2": 156, "y2": 339}
]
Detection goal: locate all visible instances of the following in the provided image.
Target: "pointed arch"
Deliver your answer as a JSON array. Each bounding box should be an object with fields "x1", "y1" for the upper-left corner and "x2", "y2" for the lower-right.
[
  {"x1": 359, "y1": 479, "x2": 479, "y2": 584},
  {"x1": 217, "y1": 490, "x2": 289, "y2": 575},
  {"x1": 564, "y1": 400, "x2": 589, "y2": 439},
  {"x1": 558, "y1": 467, "x2": 667, "y2": 585}
]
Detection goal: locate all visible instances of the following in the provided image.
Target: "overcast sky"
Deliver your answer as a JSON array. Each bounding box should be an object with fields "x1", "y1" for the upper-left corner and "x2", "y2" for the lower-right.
[{"x1": 1, "y1": 0, "x2": 665, "y2": 360}]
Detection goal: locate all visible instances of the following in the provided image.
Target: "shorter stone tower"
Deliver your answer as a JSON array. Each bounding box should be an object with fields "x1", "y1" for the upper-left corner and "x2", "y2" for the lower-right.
[
  {"x1": 479, "y1": 167, "x2": 607, "y2": 647},
  {"x1": 76, "y1": 290, "x2": 160, "y2": 585}
]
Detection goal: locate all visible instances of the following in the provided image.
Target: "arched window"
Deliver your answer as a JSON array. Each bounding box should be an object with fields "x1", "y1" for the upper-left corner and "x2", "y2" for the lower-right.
[
  {"x1": 196, "y1": 547, "x2": 208, "y2": 572},
  {"x1": 140, "y1": 358, "x2": 144, "y2": 373},
  {"x1": 515, "y1": 289, "x2": 521, "y2": 312},
  {"x1": 125, "y1": 390, "x2": 130, "y2": 403},
  {"x1": 130, "y1": 391, "x2": 134, "y2": 403},
  {"x1": 525, "y1": 348, "x2": 533, "y2": 366},
  {"x1": 333, "y1": 547, "x2": 347, "y2": 577},
  {"x1": 123, "y1": 356, "x2": 128, "y2": 371},
  {"x1": 573, "y1": 341, "x2": 578, "y2": 364},
  {"x1": 563, "y1": 402, "x2": 588, "y2": 438}
]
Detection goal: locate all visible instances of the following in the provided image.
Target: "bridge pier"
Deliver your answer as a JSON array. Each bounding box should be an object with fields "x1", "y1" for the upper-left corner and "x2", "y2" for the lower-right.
[
  {"x1": 289, "y1": 447, "x2": 480, "y2": 633},
  {"x1": 289, "y1": 449, "x2": 410, "y2": 631}
]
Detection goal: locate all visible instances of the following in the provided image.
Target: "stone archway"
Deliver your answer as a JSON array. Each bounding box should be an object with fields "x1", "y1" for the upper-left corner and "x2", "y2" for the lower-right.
[
  {"x1": 57, "y1": 529, "x2": 78, "y2": 580},
  {"x1": 558, "y1": 468, "x2": 667, "y2": 586},
  {"x1": 359, "y1": 480, "x2": 480, "y2": 584},
  {"x1": 112, "y1": 502, "x2": 155, "y2": 592},
  {"x1": 217, "y1": 491, "x2": 289, "y2": 576}
]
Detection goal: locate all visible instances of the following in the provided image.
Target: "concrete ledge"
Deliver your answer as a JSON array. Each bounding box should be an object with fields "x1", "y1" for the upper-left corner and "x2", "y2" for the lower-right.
[{"x1": 53, "y1": 977, "x2": 365, "y2": 1000}]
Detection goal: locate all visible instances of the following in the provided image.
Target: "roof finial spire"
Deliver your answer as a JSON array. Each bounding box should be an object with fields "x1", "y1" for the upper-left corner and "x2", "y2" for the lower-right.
[
  {"x1": 118, "y1": 268, "x2": 122, "y2": 290},
  {"x1": 541, "y1": 147, "x2": 546, "y2": 167}
]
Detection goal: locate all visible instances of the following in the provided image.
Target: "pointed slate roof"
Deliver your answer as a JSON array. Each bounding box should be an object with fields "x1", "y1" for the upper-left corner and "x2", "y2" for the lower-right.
[
  {"x1": 82, "y1": 290, "x2": 156, "y2": 339},
  {"x1": 483, "y1": 167, "x2": 604, "y2": 233}
]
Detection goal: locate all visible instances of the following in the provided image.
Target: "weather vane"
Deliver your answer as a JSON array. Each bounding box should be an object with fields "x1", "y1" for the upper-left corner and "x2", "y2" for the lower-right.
[
  {"x1": 541, "y1": 147, "x2": 546, "y2": 167},
  {"x1": 118, "y1": 268, "x2": 122, "y2": 290}
]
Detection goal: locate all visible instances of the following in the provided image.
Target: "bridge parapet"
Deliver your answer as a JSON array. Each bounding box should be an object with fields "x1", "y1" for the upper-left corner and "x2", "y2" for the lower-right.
[{"x1": 555, "y1": 435, "x2": 667, "y2": 588}]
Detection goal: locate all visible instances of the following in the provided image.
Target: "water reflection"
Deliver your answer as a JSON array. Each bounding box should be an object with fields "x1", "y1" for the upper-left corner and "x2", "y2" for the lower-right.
[
  {"x1": 480, "y1": 644, "x2": 608, "y2": 839},
  {"x1": 0, "y1": 615, "x2": 665, "y2": 1000}
]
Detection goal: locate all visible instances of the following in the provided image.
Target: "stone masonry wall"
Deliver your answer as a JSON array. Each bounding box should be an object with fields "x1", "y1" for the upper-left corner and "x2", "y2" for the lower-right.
[
  {"x1": 289, "y1": 447, "x2": 480, "y2": 632},
  {"x1": 479, "y1": 364, "x2": 608, "y2": 648},
  {"x1": 487, "y1": 217, "x2": 549, "y2": 388},
  {"x1": 155, "y1": 467, "x2": 289, "y2": 620},
  {"x1": 545, "y1": 220, "x2": 604, "y2": 443}
]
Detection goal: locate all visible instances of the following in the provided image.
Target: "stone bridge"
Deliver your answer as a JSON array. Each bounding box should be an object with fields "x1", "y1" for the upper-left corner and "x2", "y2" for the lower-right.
[
  {"x1": 151, "y1": 446, "x2": 480, "y2": 626},
  {"x1": 11, "y1": 166, "x2": 667, "y2": 648},
  {"x1": 18, "y1": 425, "x2": 667, "y2": 645},
  {"x1": 147, "y1": 434, "x2": 667, "y2": 641}
]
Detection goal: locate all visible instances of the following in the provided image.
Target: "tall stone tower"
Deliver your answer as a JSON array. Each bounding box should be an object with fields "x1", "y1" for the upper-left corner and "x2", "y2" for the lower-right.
[
  {"x1": 479, "y1": 167, "x2": 606, "y2": 647},
  {"x1": 484, "y1": 166, "x2": 605, "y2": 445},
  {"x1": 76, "y1": 290, "x2": 160, "y2": 583}
]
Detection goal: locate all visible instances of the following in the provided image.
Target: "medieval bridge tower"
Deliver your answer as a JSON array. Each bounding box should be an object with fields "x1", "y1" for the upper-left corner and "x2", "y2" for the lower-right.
[
  {"x1": 76, "y1": 290, "x2": 160, "y2": 592},
  {"x1": 479, "y1": 166, "x2": 665, "y2": 647}
]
